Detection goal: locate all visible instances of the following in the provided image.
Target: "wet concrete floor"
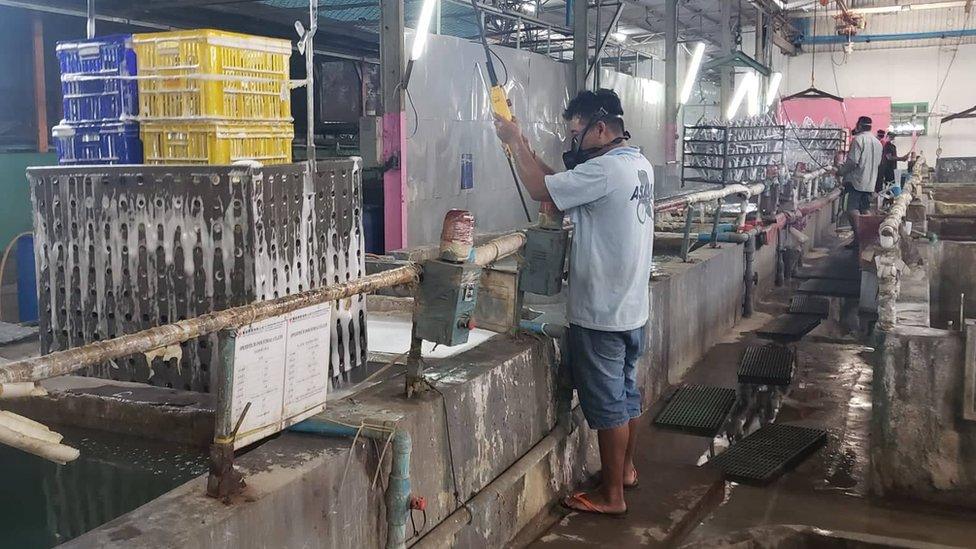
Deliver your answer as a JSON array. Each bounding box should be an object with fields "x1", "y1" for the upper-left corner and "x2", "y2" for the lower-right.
[{"x1": 530, "y1": 243, "x2": 976, "y2": 548}]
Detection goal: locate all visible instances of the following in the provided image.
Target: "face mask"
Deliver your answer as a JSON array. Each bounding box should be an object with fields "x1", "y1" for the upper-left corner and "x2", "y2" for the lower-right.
[{"x1": 562, "y1": 109, "x2": 630, "y2": 170}]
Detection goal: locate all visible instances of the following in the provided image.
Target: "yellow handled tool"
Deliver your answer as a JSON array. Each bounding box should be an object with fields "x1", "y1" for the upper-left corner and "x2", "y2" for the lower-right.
[
  {"x1": 471, "y1": 0, "x2": 530, "y2": 222},
  {"x1": 490, "y1": 85, "x2": 513, "y2": 122}
]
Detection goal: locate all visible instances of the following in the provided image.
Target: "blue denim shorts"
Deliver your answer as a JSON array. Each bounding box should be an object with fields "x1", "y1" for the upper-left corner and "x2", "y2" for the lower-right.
[{"x1": 564, "y1": 324, "x2": 645, "y2": 430}]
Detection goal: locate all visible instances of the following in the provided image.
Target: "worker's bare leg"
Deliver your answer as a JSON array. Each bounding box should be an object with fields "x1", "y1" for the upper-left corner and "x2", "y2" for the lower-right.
[
  {"x1": 624, "y1": 418, "x2": 639, "y2": 485},
  {"x1": 593, "y1": 424, "x2": 630, "y2": 510}
]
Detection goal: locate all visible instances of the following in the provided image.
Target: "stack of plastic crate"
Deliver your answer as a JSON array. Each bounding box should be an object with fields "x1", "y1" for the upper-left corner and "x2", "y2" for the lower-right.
[
  {"x1": 53, "y1": 35, "x2": 143, "y2": 165},
  {"x1": 132, "y1": 30, "x2": 294, "y2": 165}
]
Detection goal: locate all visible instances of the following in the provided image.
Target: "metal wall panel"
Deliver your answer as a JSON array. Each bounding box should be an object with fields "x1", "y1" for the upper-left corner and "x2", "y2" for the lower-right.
[
  {"x1": 404, "y1": 33, "x2": 666, "y2": 246},
  {"x1": 28, "y1": 160, "x2": 366, "y2": 392}
]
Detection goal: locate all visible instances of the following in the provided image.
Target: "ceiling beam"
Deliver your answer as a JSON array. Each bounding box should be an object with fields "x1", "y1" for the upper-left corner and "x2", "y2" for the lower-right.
[{"x1": 138, "y1": 0, "x2": 259, "y2": 9}]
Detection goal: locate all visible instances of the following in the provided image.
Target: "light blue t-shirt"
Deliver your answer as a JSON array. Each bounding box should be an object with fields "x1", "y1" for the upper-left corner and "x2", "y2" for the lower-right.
[{"x1": 544, "y1": 146, "x2": 655, "y2": 332}]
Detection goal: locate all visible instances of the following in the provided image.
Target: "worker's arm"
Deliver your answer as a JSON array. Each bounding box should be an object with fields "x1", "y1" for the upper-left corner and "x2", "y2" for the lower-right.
[
  {"x1": 494, "y1": 116, "x2": 554, "y2": 202},
  {"x1": 523, "y1": 137, "x2": 558, "y2": 175},
  {"x1": 836, "y1": 136, "x2": 863, "y2": 178}
]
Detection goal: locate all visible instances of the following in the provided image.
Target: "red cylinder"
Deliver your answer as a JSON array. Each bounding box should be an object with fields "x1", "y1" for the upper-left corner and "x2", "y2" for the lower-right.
[{"x1": 439, "y1": 209, "x2": 475, "y2": 262}]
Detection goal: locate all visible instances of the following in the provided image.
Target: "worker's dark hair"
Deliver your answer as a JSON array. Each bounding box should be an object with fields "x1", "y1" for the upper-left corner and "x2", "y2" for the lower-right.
[
  {"x1": 563, "y1": 89, "x2": 625, "y2": 134},
  {"x1": 855, "y1": 115, "x2": 873, "y2": 133}
]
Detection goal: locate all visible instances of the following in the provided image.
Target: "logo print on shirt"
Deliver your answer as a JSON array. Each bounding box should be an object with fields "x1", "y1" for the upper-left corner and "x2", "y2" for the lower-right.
[{"x1": 631, "y1": 170, "x2": 654, "y2": 224}]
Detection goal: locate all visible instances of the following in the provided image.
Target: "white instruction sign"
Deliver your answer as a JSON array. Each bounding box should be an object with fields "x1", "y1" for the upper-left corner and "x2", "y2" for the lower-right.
[{"x1": 228, "y1": 303, "x2": 332, "y2": 449}]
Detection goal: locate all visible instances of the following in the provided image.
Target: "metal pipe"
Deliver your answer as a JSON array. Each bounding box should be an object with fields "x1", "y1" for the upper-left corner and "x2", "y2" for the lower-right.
[
  {"x1": 414, "y1": 418, "x2": 572, "y2": 548},
  {"x1": 743, "y1": 233, "x2": 756, "y2": 317},
  {"x1": 519, "y1": 320, "x2": 566, "y2": 339},
  {"x1": 710, "y1": 198, "x2": 723, "y2": 247},
  {"x1": 585, "y1": 1, "x2": 625, "y2": 84},
  {"x1": 880, "y1": 167, "x2": 921, "y2": 249},
  {"x1": 289, "y1": 418, "x2": 412, "y2": 549},
  {"x1": 86, "y1": 0, "x2": 95, "y2": 38},
  {"x1": 655, "y1": 183, "x2": 766, "y2": 214},
  {"x1": 0, "y1": 0, "x2": 379, "y2": 64},
  {"x1": 680, "y1": 205, "x2": 695, "y2": 261},
  {"x1": 657, "y1": 231, "x2": 751, "y2": 243},
  {"x1": 800, "y1": 28, "x2": 976, "y2": 45},
  {"x1": 31, "y1": 14, "x2": 47, "y2": 153},
  {"x1": 306, "y1": 0, "x2": 318, "y2": 172},
  {"x1": 0, "y1": 265, "x2": 419, "y2": 384}
]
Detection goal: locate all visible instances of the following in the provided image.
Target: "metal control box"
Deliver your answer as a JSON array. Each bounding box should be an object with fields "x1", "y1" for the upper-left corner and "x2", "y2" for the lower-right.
[
  {"x1": 519, "y1": 226, "x2": 569, "y2": 296},
  {"x1": 416, "y1": 259, "x2": 482, "y2": 346}
]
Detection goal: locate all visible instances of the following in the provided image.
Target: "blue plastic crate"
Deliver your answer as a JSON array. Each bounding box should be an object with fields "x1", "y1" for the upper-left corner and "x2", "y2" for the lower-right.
[
  {"x1": 57, "y1": 35, "x2": 138, "y2": 123},
  {"x1": 53, "y1": 121, "x2": 143, "y2": 165}
]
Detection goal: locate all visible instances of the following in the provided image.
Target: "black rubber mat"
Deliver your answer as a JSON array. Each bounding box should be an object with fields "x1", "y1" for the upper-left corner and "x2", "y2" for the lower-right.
[
  {"x1": 708, "y1": 423, "x2": 828, "y2": 485},
  {"x1": 788, "y1": 295, "x2": 830, "y2": 318},
  {"x1": 793, "y1": 257, "x2": 860, "y2": 281},
  {"x1": 755, "y1": 314, "x2": 822, "y2": 343},
  {"x1": 654, "y1": 385, "x2": 738, "y2": 437},
  {"x1": 796, "y1": 278, "x2": 860, "y2": 298},
  {"x1": 737, "y1": 345, "x2": 795, "y2": 386}
]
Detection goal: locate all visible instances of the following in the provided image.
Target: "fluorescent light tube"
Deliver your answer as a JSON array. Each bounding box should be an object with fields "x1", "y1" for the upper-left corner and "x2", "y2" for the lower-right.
[
  {"x1": 765, "y1": 72, "x2": 782, "y2": 108},
  {"x1": 679, "y1": 42, "x2": 706, "y2": 105},
  {"x1": 411, "y1": 0, "x2": 439, "y2": 61},
  {"x1": 726, "y1": 72, "x2": 756, "y2": 120}
]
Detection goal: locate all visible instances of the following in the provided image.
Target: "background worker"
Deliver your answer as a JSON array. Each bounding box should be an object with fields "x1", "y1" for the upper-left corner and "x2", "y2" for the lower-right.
[
  {"x1": 837, "y1": 115, "x2": 883, "y2": 249},
  {"x1": 875, "y1": 129, "x2": 909, "y2": 192},
  {"x1": 494, "y1": 89, "x2": 654, "y2": 517}
]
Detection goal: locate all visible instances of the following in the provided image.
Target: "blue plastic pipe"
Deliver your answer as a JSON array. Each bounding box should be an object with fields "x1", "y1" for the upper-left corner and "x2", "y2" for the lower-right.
[
  {"x1": 800, "y1": 29, "x2": 976, "y2": 45},
  {"x1": 289, "y1": 418, "x2": 412, "y2": 549},
  {"x1": 519, "y1": 320, "x2": 567, "y2": 339}
]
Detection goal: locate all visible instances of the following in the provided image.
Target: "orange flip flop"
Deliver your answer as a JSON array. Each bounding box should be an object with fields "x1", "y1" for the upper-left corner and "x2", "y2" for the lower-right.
[{"x1": 560, "y1": 492, "x2": 628, "y2": 518}]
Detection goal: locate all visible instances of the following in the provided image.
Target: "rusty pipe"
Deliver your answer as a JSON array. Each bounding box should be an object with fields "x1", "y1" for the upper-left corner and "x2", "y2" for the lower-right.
[
  {"x1": 0, "y1": 265, "x2": 420, "y2": 384},
  {"x1": 879, "y1": 164, "x2": 923, "y2": 249},
  {"x1": 473, "y1": 232, "x2": 527, "y2": 267},
  {"x1": 654, "y1": 183, "x2": 766, "y2": 214}
]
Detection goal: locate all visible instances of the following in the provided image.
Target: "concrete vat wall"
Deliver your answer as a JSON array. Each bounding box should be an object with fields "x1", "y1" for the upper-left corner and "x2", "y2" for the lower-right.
[
  {"x1": 70, "y1": 198, "x2": 840, "y2": 548},
  {"x1": 928, "y1": 241, "x2": 976, "y2": 328},
  {"x1": 872, "y1": 326, "x2": 976, "y2": 508}
]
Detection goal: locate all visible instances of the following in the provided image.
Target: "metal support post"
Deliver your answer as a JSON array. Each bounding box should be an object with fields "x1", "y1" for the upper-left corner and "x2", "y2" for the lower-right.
[
  {"x1": 719, "y1": 0, "x2": 733, "y2": 116},
  {"x1": 585, "y1": 1, "x2": 624, "y2": 88},
  {"x1": 31, "y1": 14, "x2": 47, "y2": 153},
  {"x1": 405, "y1": 325, "x2": 425, "y2": 397},
  {"x1": 86, "y1": 0, "x2": 95, "y2": 39},
  {"x1": 681, "y1": 205, "x2": 694, "y2": 262},
  {"x1": 306, "y1": 0, "x2": 318, "y2": 172},
  {"x1": 435, "y1": 0, "x2": 441, "y2": 34},
  {"x1": 572, "y1": 0, "x2": 588, "y2": 93},
  {"x1": 710, "y1": 198, "x2": 723, "y2": 247},
  {"x1": 754, "y1": 6, "x2": 765, "y2": 108},
  {"x1": 664, "y1": 0, "x2": 678, "y2": 175},
  {"x1": 381, "y1": 0, "x2": 407, "y2": 251}
]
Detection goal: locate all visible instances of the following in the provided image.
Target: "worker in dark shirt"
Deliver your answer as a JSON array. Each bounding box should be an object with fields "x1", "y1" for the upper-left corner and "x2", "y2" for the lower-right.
[{"x1": 875, "y1": 130, "x2": 909, "y2": 192}]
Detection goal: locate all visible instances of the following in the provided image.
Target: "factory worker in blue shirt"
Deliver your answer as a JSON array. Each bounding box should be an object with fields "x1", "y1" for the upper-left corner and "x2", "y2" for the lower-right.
[{"x1": 494, "y1": 89, "x2": 654, "y2": 517}]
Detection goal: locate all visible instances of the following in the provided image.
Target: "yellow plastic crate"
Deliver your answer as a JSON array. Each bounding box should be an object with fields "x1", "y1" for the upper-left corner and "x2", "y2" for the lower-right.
[
  {"x1": 141, "y1": 121, "x2": 294, "y2": 165},
  {"x1": 133, "y1": 29, "x2": 292, "y2": 122}
]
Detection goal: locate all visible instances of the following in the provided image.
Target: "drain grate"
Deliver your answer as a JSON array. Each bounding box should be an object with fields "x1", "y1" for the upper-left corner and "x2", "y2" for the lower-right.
[
  {"x1": 755, "y1": 314, "x2": 822, "y2": 343},
  {"x1": 738, "y1": 345, "x2": 795, "y2": 386},
  {"x1": 789, "y1": 295, "x2": 830, "y2": 318},
  {"x1": 654, "y1": 385, "x2": 738, "y2": 437},
  {"x1": 797, "y1": 278, "x2": 860, "y2": 298},
  {"x1": 708, "y1": 423, "x2": 828, "y2": 484}
]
